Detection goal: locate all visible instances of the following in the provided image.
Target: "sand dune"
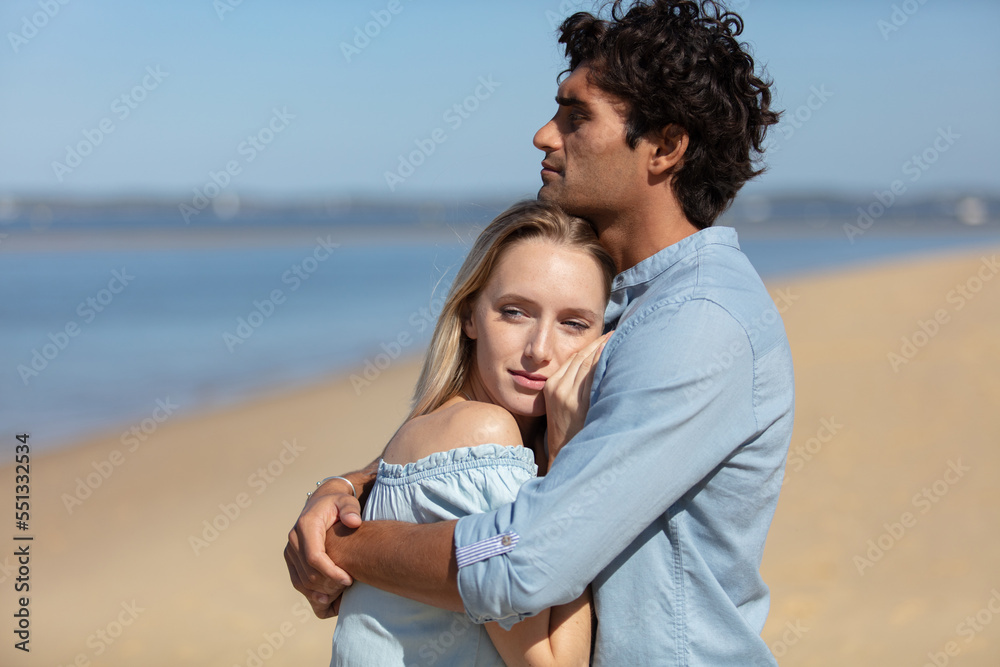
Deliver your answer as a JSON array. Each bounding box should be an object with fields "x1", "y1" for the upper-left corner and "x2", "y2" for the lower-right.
[{"x1": 2, "y1": 247, "x2": 998, "y2": 666}]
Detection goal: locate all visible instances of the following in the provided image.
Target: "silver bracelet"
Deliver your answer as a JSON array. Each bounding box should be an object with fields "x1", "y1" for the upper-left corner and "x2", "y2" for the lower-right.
[{"x1": 306, "y1": 475, "x2": 356, "y2": 498}]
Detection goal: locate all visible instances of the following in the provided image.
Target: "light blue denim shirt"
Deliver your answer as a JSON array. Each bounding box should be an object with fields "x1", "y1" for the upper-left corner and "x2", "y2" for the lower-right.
[
  {"x1": 453, "y1": 227, "x2": 795, "y2": 666},
  {"x1": 332, "y1": 444, "x2": 537, "y2": 667}
]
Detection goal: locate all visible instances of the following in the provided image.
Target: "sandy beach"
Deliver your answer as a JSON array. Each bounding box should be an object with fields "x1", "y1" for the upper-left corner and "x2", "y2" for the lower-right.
[{"x1": 3, "y1": 246, "x2": 998, "y2": 666}]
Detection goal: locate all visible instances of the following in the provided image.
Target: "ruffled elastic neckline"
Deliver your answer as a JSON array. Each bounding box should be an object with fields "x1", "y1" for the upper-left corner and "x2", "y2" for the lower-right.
[{"x1": 377, "y1": 443, "x2": 536, "y2": 479}]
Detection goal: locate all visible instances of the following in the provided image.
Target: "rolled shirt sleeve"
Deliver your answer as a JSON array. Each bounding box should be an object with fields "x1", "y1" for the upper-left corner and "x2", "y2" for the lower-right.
[{"x1": 454, "y1": 296, "x2": 764, "y2": 627}]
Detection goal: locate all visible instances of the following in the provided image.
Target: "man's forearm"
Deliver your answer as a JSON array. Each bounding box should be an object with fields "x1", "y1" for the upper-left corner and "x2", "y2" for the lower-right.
[{"x1": 326, "y1": 519, "x2": 464, "y2": 612}]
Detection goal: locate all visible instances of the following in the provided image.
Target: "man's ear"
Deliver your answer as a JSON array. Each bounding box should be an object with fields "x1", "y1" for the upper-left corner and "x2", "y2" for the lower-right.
[{"x1": 649, "y1": 124, "x2": 688, "y2": 176}]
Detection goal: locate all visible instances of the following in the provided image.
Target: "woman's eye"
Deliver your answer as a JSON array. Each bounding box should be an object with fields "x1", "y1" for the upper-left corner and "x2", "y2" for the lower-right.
[
  {"x1": 500, "y1": 307, "x2": 524, "y2": 319},
  {"x1": 564, "y1": 320, "x2": 590, "y2": 331}
]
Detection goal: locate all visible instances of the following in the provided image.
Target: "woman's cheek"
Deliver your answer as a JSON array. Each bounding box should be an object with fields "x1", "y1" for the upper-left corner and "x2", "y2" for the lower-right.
[
  {"x1": 552, "y1": 338, "x2": 578, "y2": 368},
  {"x1": 560, "y1": 331, "x2": 593, "y2": 357}
]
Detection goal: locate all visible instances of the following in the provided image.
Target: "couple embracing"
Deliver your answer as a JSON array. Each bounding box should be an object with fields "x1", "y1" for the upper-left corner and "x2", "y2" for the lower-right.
[{"x1": 286, "y1": 1, "x2": 794, "y2": 665}]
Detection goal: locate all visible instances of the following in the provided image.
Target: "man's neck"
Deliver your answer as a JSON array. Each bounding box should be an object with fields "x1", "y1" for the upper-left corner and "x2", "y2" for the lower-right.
[{"x1": 594, "y1": 198, "x2": 700, "y2": 273}]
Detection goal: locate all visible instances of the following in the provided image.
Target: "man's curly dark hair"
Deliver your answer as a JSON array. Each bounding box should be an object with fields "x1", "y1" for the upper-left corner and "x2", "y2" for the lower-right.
[{"x1": 559, "y1": 0, "x2": 779, "y2": 229}]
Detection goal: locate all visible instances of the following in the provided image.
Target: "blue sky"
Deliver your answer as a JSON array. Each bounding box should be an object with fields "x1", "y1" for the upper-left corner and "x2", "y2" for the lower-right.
[{"x1": 1, "y1": 0, "x2": 998, "y2": 202}]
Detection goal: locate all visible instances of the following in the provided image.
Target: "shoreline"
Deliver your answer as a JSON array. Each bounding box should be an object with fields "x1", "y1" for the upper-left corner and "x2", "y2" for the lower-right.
[
  {"x1": 0, "y1": 223, "x2": 485, "y2": 252},
  {"x1": 4, "y1": 219, "x2": 998, "y2": 250},
  {"x1": 9, "y1": 350, "x2": 429, "y2": 461},
  {"x1": 15, "y1": 241, "x2": 1000, "y2": 462}
]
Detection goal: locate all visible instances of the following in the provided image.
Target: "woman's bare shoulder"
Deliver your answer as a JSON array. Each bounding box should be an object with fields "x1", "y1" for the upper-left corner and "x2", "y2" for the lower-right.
[
  {"x1": 443, "y1": 401, "x2": 523, "y2": 447},
  {"x1": 383, "y1": 401, "x2": 523, "y2": 464}
]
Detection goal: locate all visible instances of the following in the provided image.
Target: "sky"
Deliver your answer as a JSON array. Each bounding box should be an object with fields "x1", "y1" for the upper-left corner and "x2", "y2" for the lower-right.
[{"x1": 1, "y1": 0, "x2": 998, "y2": 203}]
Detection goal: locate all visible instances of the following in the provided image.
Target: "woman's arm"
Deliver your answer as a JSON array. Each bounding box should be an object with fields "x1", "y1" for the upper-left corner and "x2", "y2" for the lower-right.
[
  {"x1": 485, "y1": 587, "x2": 592, "y2": 667},
  {"x1": 483, "y1": 335, "x2": 603, "y2": 665},
  {"x1": 285, "y1": 458, "x2": 379, "y2": 618},
  {"x1": 542, "y1": 331, "x2": 610, "y2": 471}
]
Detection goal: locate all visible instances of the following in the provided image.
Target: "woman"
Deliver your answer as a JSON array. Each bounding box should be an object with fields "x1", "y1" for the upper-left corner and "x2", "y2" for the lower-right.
[{"x1": 330, "y1": 200, "x2": 615, "y2": 667}]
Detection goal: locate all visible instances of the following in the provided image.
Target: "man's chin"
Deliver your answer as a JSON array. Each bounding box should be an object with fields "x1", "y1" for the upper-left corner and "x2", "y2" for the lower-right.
[
  {"x1": 537, "y1": 187, "x2": 586, "y2": 219},
  {"x1": 536, "y1": 185, "x2": 558, "y2": 203}
]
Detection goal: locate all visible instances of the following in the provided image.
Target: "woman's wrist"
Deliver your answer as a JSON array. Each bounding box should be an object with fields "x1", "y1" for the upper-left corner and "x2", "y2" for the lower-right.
[{"x1": 308, "y1": 475, "x2": 357, "y2": 498}]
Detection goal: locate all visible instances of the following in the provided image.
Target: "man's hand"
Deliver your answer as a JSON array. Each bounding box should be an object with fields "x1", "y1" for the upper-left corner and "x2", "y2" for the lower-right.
[{"x1": 284, "y1": 478, "x2": 363, "y2": 618}]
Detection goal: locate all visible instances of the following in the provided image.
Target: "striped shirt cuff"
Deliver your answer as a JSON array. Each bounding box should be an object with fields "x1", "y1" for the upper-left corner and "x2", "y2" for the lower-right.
[{"x1": 455, "y1": 531, "x2": 520, "y2": 569}]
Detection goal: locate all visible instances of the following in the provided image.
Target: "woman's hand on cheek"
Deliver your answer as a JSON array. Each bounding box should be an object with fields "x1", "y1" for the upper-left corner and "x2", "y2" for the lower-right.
[{"x1": 544, "y1": 331, "x2": 612, "y2": 462}]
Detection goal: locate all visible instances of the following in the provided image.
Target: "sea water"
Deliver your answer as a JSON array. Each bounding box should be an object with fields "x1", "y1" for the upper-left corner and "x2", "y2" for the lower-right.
[{"x1": 2, "y1": 226, "x2": 998, "y2": 454}]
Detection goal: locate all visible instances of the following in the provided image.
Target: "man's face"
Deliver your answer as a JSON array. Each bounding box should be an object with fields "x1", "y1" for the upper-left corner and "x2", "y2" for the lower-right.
[{"x1": 533, "y1": 64, "x2": 648, "y2": 222}]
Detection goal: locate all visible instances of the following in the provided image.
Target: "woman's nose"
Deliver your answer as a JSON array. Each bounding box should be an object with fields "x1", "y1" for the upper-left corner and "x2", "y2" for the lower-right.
[{"x1": 524, "y1": 324, "x2": 552, "y2": 362}]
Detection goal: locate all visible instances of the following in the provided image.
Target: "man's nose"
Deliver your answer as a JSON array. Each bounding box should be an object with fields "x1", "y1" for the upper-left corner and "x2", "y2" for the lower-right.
[{"x1": 533, "y1": 117, "x2": 560, "y2": 153}]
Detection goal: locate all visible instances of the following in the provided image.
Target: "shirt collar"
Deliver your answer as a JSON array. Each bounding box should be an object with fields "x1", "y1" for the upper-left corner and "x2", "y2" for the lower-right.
[{"x1": 605, "y1": 226, "x2": 740, "y2": 325}]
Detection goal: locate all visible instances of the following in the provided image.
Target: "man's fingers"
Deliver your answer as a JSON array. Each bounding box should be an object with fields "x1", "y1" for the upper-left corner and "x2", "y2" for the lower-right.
[
  {"x1": 285, "y1": 532, "x2": 315, "y2": 596},
  {"x1": 288, "y1": 546, "x2": 342, "y2": 619},
  {"x1": 305, "y1": 585, "x2": 337, "y2": 619},
  {"x1": 313, "y1": 600, "x2": 338, "y2": 619},
  {"x1": 285, "y1": 546, "x2": 305, "y2": 594},
  {"x1": 287, "y1": 532, "x2": 349, "y2": 619},
  {"x1": 285, "y1": 542, "x2": 308, "y2": 595},
  {"x1": 312, "y1": 604, "x2": 336, "y2": 620}
]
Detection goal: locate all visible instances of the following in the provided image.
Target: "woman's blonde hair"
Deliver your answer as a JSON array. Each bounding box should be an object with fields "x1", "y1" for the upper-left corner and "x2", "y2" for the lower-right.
[{"x1": 408, "y1": 199, "x2": 616, "y2": 419}]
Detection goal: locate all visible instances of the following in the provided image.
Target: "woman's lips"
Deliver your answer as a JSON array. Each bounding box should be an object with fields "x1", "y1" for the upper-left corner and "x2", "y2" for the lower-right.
[{"x1": 510, "y1": 370, "x2": 547, "y2": 391}]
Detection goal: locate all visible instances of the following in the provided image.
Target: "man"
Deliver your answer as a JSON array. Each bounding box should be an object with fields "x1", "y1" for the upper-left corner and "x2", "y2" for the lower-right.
[{"x1": 286, "y1": 1, "x2": 793, "y2": 663}]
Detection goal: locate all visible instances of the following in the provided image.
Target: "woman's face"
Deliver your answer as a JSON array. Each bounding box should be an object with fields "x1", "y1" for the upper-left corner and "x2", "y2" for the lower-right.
[{"x1": 463, "y1": 238, "x2": 608, "y2": 419}]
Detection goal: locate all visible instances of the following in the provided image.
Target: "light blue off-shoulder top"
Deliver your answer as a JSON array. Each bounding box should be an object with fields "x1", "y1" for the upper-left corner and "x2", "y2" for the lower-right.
[{"x1": 330, "y1": 443, "x2": 537, "y2": 667}]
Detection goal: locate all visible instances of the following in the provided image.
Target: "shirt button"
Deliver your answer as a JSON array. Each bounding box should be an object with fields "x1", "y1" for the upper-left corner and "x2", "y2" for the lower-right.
[{"x1": 500, "y1": 534, "x2": 512, "y2": 546}]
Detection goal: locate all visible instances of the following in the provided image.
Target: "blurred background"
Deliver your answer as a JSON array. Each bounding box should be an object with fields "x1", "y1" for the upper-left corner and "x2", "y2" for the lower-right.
[
  {"x1": 2, "y1": 0, "x2": 998, "y2": 449},
  {"x1": 1, "y1": 1, "x2": 999, "y2": 665}
]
